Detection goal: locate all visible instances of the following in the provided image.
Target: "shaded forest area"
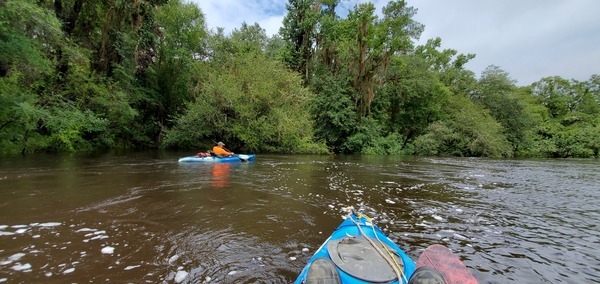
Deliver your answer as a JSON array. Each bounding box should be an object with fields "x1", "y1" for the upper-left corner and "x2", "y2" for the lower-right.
[{"x1": 1, "y1": 0, "x2": 598, "y2": 157}]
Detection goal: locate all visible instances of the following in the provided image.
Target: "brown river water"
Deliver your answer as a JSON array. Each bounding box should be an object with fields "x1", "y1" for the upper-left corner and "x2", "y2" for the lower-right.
[{"x1": 0, "y1": 152, "x2": 598, "y2": 283}]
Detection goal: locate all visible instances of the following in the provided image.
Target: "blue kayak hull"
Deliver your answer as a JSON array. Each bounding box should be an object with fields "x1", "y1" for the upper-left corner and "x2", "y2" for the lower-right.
[
  {"x1": 178, "y1": 154, "x2": 255, "y2": 163},
  {"x1": 295, "y1": 213, "x2": 416, "y2": 284}
]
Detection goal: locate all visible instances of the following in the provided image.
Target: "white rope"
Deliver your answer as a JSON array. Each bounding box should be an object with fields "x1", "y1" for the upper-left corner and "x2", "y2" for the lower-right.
[{"x1": 348, "y1": 212, "x2": 408, "y2": 283}]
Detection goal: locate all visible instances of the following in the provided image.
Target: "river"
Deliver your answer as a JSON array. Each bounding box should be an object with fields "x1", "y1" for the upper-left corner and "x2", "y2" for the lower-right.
[{"x1": 0, "y1": 152, "x2": 598, "y2": 283}]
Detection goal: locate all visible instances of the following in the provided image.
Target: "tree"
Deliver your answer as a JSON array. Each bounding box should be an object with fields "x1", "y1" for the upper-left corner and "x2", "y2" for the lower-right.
[
  {"x1": 310, "y1": 67, "x2": 356, "y2": 152},
  {"x1": 340, "y1": 0, "x2": 423, "y2": 118},
  {"x1": 414, "y1": 95, "x2": 512, "y2": 157},
  {"x1": 0, "y1": 1, "x2": 61, "y2": 153},
  {"x1": 528, "y1": 75, "x2": 600, "y2": 157},
  {"x1": 0, "y1": 0, "x2": 62, "y2": 77},
  {"x1": 280, "y1": 0, "x2": 320, "y2": 80},
  {"x1": 377, "y1": 53, "x2": 450, "y2": 147},
  {"x1": 474, "y1": 65, "x2": 535, "y2": 152},
  {"x1": 531, "y1": 76, "x2": 574, "y2": 118},
  {"x1": 137, "y1": 0, "x2": 208, "y2": 145},
  {"x1": 163, "y1": 51, "x2": 326, "y2": 154},
  {"x1": 231, "y1": 22, "x2": 269, "y2": 53}
]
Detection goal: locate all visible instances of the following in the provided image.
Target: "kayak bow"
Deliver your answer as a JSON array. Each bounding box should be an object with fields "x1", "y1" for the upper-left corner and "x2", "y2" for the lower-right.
[{"x1": 295, "y1": 212, "x2": 416, "y2": 284}]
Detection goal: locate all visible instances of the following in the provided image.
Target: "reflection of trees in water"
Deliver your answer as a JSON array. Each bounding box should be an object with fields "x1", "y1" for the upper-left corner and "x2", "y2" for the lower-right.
[{"x1": 211, "y1": 163, "x2": 231, "y2": 188}]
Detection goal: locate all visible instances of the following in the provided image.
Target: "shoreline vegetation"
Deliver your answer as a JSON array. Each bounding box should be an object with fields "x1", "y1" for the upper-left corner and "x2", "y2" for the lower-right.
[{"x1": 1, "y1": 0, "x2": 598, "y2": 158}]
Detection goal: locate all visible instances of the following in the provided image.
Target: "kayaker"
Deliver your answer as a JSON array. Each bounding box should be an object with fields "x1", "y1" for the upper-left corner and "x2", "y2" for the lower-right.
[{"x1": 212, "y1": 142, "x2": 234, "y2": 157}]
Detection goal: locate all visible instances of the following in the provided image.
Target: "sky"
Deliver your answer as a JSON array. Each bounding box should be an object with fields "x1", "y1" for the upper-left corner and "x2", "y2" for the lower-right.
[{"x1": 193, "y1": 0, "x2": 600, "y2": 86}]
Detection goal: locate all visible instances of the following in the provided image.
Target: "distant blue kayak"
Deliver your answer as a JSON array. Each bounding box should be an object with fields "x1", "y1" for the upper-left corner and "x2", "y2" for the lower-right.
[
  {"x1": 178, "y1": 154, "x2": 255, "y2": 163},
  {"x1": 295, "y1": 212, "x2": 416, "y2": 284}
]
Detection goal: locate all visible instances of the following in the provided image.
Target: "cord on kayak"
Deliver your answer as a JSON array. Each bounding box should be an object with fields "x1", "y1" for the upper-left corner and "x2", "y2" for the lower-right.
[
  {"x1": 368, "y1": 220, "x2": 409, "y2": 284},
  {"x1": 350, "y1": 212, "x2": 409, "y2": 283}
]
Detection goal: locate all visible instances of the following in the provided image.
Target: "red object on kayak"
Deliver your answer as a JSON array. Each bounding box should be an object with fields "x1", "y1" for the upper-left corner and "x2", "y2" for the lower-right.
[{"x1": 416, "y1": 244, "x2": 478, "y2": 284}]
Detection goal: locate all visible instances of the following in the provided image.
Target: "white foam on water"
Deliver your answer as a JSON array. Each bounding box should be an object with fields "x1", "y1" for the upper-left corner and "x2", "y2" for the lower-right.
[
  {"x1": 101, "y1": 246, "x2": 115, "y2": 254},
  {"x1": 8, "y1": 253, "x2": 26, "y2": 262},
  {"x1": 0, "y1": 278, "x2": 6, "y2": 283},
  {"x1": 15, "y1": 228, "x2": 28, "y2": 234},
  {"x1": 0, "y1": 232, "x2": 15, "y2": 236},
  {"x1": 90, "y1": 235, "x2": 109, "y2": 240},
  {"x1": 11, "y1": 263, "x2": 32, "y2": 271},
  {"x1": 432, "y1": 215, "x2": 444, "y2": 221},
  {"x1": 227, "y1": 271, "x2": 237, "y2": 275},
  {"x1": 174, "y1": 270, "x2": 189, "y2": 283},
  {"x1": 63, "y1": 268, "x2": 75, "y2": 274},
  {"x1": 76, "y1": 228, "x2": 97, "y2": 232},
  {"x1": 11, "y1": 225, "x2": 27, "y2": 229},
  {"x1": 453, "y1": 233, "x2": 467, "y2": 240},
  {"x1": 37, "y1": 222, "x2": 61, "y2": 227},
  {"x1": 124, "y1": 265, "x2": 141, "y2": 270},
  {"x1": 168, "y1": 255, "x2": 179, "y2": 265},
  {"x1": 0, "y1": 225, "x2": 8, "y2": 230}
]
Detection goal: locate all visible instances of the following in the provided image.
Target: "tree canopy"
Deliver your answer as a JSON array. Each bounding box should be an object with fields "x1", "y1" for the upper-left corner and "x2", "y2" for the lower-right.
[{"x1": 1, "y1": 0, "x2": 597, "y2": 157}]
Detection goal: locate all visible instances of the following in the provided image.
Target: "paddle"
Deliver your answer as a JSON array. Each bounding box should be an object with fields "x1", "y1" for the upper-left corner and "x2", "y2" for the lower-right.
[{"x1": 235, "y1": 154, "x2": 250, "y2": 162}]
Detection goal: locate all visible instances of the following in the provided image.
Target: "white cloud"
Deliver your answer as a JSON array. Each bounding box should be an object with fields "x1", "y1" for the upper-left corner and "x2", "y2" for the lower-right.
[
  {"x1": 194, "y1": 0, "x2": 600, "y2": 86},
  {"x1": 193, "y1": 0, "x2": 285, "y2": 35}
]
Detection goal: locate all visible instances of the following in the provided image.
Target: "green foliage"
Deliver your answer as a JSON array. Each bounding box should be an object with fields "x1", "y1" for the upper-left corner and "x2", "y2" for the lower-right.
[
  {"x1": 335, "y1": 0, "x2": 424, "y2": 117},
  {"x1": 0, "y1": 0, "x2": 63, "y2": 77},
  {"x1": 362, "y1": 133, "x2": 412, "y2": 155},
  {"x1": 340, "y1": 117, "x2": 381, "y2": 153},
  {"x1": 378, "y1": 53, "x2": 451, "y2": 144},
  {"x1": 414, "y1": 96, "x2": 513, "y2": 157},
  {"x1": 43, "y1": 106, "x2": 108, "y2": 152},
  {"x1": 309, "y1": 68, "x2": 357, "y2": 152},
  {"x1": 163, "y1": 51, "x2": 327, "y2": 153},
  {"x1": 528, "y1": 113, "x2": 599, "y2": 158},
  {"x1": 280, "y1": 0, "x2": 321, "y2": 78},
  {"x1": 531, "y1": 76, "x2": 575, "y2": 118},
  {"x1": 133, "y1": 0, "x2": 208, "y2": 144},
  {"x1": 0, "y1": 0, "x2": 597, "y2": 158},
  {"x1": 0, "y1": 72, "x2": 47, "y2": 154},
  {"x1": 474, "y1": 65, "x2": 535, "y2": 151},
  {"x1": 231, "y1": 22, "x2": 269, "y2": 53},
  {"x1": 522, "y1": 75, "x2": 600, "y2": 157}
]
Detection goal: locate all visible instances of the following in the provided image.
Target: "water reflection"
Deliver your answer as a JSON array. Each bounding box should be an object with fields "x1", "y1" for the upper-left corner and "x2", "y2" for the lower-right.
[{"x1": 211, "y1": 163, "x2": 231, "y2": 188}]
